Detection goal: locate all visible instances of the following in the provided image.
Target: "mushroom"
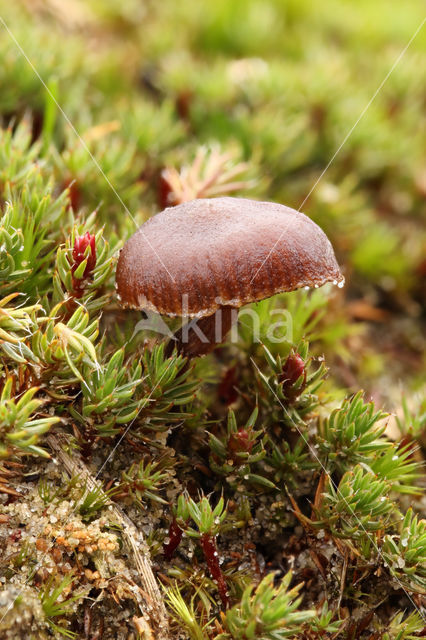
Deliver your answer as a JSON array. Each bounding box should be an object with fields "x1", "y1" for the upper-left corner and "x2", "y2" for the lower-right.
[{"x1": 116, "y1": 197, "x2": 343, "y2": 358}]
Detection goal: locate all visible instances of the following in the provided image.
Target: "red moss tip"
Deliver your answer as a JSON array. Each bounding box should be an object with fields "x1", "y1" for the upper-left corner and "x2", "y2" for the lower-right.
[
  {"x1": 72, "y1": 232, "x2": 96, "y2": 279},
  {"x1": 280, "y1": 352, "x2": 306, "y2": 399}
]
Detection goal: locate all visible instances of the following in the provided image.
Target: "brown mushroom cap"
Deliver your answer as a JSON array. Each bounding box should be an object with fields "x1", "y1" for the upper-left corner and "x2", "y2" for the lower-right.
[{"x1": 116, "y1": 197, "x2": 343, "y2": 317}]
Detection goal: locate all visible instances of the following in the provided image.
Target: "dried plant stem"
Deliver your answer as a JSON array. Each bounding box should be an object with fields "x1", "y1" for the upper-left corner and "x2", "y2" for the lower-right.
[{"x1": 46, "y1": 433, "x2": 170, "y2": 640}]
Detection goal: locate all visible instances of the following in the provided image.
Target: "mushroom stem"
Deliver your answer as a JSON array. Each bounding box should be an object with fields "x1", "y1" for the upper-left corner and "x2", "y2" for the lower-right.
[{"x1": 166, "y1": 305, "x2": 237, "y2": 358}]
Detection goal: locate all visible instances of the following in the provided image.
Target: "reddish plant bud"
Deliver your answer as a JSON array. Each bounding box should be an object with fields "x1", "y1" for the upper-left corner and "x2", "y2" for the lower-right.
[
  {"x1": 218, "y1": 366, "x2": 238, "y2": 406},
  {"x1": 228, "y1": 429, "x2": 254, "y2": 456},
  {"x1": 163, "y1": 517, "x2": 184, "y2": 561},
  {"x1": 280, "y1": 352, "x2": 306, "y2": 399},
  {"x1": 72, "y1": 232, "x2": 96, "y2": 279}
]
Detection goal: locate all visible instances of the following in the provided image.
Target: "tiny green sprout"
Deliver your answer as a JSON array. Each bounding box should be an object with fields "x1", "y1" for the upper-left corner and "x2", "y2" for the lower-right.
[
  {"x1": 317, "y1": 392, "x2": 423, "y2": 492},
  {"x1": 118, "y1": 458, "x2": 169, "y2": 506},
  {"x1": 38, "y1": 477, "x2": 64, "y2": 506},
  {"x1": 0, "y1": 293, "x2": 40, "y2": 364},
  {"x1": 165, "y1": 582, "x2": 212, "y2": 640},
  {"x1": 208, "y1": 407, "x2": 274, "y2": 489},
  {"x1": 368, "y1": 441, "x2": 422, "y2": 495},
  {"x1": 75, "y1": 482, "x2": 117, "y2": 521},
  {"x1": 32, "y1": 303, "x2": 99, "y2": 384},
  {"x1": 216, "y1": 571, "x2": 315, "y2": 640},
  {"x1": 314, "y1": 466, "x2": 394, "y2": 539},
  {"x1": 0, "y1": 213, "x2": 31, "y2": 297},
  {"x1": 39, "y1": 572, "x2": 85, "y2": 638},
  {"x1": 383, "y1": 508, "x2": 426, "y2": 592},
  {"x1": 0, "y1": 378, "x2": 60, "y2": 458},
  {"x1": 179, "y1": 494, "x2": 230, "y2": 608},
  {"x1": 318, "y1": 391, "x2": 389, "y2": 470},
  {"x1": 0, "y1": 152, "x2": 69, "y2": 298},
  {"x1": 308, "y1": 601, "x2": 343, "y2": 634},
  {"x1": 80, "y1": 347, "x2": 144, "y2": 436},
  {"x1": 11, "y1": 540, "x2": 35, "y2": 571},
  {"x1": 38, "y1": 473, "x2": 81, "y2": 506},
  {"x1": 268, "y1": 436, "x2": 315, "y2": 486},
  {"x1": 140, "y1": 343, "x2": 200, "y2": 428},
  {"x1": 175, "y1": 493, "x2": 192, "y2": 525},
  {"x1": 382, "y1": 610, "x2": 426, "y2": 640},
  {"x1": 396, "y1": 395, "x2": 426, "y2": 440},
  {"x1": 221, "y1": 496, "x2": 252, "y2": 533},
  {"x1": 184, "y1": 495, "x2": 227, "y2": 538}
]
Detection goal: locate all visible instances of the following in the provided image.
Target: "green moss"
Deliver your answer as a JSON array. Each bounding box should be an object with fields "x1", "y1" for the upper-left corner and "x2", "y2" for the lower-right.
[{"x1": 0, "y1": 1, "x2": 424, "y2": 638}]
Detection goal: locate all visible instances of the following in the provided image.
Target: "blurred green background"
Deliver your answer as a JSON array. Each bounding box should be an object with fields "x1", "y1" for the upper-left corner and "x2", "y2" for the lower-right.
[{"x1": 0, "y1": 0, "x2": 425, "y2": 402}]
